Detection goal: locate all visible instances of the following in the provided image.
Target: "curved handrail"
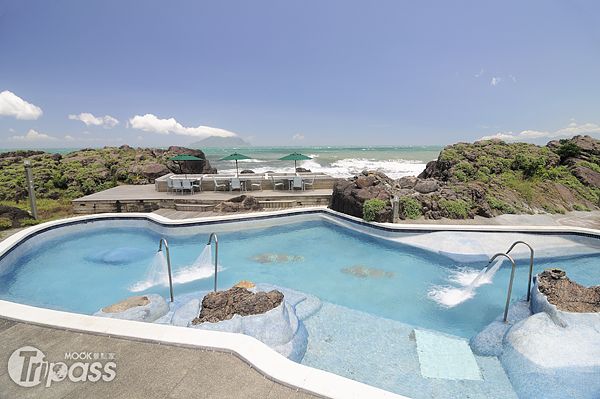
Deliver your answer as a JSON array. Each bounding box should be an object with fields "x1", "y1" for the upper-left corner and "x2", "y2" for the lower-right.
[
  {"x1": 207, "y1": 233, "x2": 218, "y2": 292},
  {"x1": 158, "y1": 238, "x2": 174, "y2": 302},
  {"x1": 483, "y1": 253, "x2": 516, "y2": 322},
  {"x1": 505, "y1": 241, "x2": 534, "y2": 301}
]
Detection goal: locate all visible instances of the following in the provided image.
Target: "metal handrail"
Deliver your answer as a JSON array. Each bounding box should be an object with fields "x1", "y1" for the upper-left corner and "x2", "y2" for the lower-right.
[
  {"x1": 158, "y1": 238, "x2": 174, "y2": 302},
  {"x1": 207, "y1": 233, "x2": 218, "y2": 292},
  {"x1": 483, "y1": 253, "x2": 516, "y2": 322},
  {"x1": 505, "y1": 241, "x2": 534, "y2": 301}
]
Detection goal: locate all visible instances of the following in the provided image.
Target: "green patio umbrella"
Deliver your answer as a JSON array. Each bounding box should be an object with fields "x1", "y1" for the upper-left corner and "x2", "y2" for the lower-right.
[
  {"x1": 278, "y1": 152, "x2": 312, "y2": 176},
  {"x1": 167, "y1": 154, "x2": 204, "y2": 178},
  {"x1": 219, "y1": 152, "x2": 252, "y2": 177}
]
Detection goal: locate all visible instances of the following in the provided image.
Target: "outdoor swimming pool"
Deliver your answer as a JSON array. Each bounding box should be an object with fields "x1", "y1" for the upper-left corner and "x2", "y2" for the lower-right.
[{"x1": 1, "y1": 212, "x2": 598, "y2": 339}]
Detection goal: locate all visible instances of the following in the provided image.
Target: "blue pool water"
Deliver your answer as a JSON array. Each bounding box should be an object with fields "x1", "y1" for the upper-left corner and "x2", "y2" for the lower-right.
[{"x1": 1, "y1": 218, "x2": 599, "y2": 339}]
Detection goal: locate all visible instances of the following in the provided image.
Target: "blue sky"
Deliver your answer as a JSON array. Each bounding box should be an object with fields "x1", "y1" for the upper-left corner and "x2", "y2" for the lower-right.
[{"x1": 1, "y1": 1, "x2": 599, "y2": 148}]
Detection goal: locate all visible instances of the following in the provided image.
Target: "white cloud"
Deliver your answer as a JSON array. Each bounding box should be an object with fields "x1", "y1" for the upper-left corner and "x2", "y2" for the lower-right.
[
  {"x1": 127, "y1": 114, "x2": 237, "y2": 139},
  {"x1": 64, "y1": 135, "x2": 123, "y2": 142},
  {"x1": 480, "y1": 122, "x2": 600, "y2": 142},
  {"x1": 479, "y1": 132, "x2": 519, "y2": 141},
  {"x1": 509, "y1": 75, "x2": 516, "y2": 83},
  {"x1": 491, "y1": 77, "x2": 502, "y2": 86},
  {"x1": 136, "y1": 136, "x2": 143, "y2": 142},
  {"x1": 0, "y1": 91, "x2": 43, "y2": 120},
  {"x1": 7, "y1": 129, "x2": 58, "y2": 142},
  {"x1": 69, "y1": 112, "x2": 119, "y2": 129},
  {"x1": 475, "y1": 69, "x2": 484, "y2": 77},
  {"x1": 244, "y1": 135, "x2": 255, "y2": 141},
  {"x1": 292, "y1": 134, "x2": 305, "y2": 140}
]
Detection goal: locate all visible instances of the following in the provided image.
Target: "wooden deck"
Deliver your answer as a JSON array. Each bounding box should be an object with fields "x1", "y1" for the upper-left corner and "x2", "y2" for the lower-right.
[{"x1": 71, "y1": 184, "x2": 333, "y2": 215}]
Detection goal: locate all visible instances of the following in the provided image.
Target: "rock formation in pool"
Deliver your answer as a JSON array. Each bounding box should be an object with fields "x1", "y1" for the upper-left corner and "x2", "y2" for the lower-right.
[
  {"x1": 328, "y1": 135, "x2": 600, "y2": 222},
  {"x1": 191, "y1": 285, "x2": 284, "y2": 324},
  {"x1": 536, "y1": 268, "x2": 600, "y2": 313}
]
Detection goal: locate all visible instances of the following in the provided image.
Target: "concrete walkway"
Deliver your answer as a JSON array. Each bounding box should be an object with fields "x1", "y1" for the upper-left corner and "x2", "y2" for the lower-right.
[{"x1": 0, "y1": 318, "x2": 318, "y2": 399}]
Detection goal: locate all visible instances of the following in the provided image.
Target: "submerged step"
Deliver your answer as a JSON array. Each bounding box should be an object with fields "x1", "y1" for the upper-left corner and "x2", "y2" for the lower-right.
[{"x1": 414, "y1": 329, "x2": 482, "y2": 381}]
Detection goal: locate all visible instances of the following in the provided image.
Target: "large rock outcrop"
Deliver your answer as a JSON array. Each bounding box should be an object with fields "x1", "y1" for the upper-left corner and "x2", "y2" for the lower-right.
[{"x1": 329, "y1": 136, "x2": 600, "y2": 222}]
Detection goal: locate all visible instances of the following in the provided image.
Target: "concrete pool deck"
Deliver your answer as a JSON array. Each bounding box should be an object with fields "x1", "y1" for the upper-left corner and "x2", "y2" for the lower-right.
[{"x1": 1, "y1": 208, "x2": 600, "y2": 398}]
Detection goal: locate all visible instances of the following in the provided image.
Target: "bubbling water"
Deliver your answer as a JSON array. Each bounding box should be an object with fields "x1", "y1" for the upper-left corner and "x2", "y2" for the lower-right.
[
  {"x1": 128, "y1": 244, "x2": 224, "y2": 292},
  {"x1": 429, "y1": 258, "x2": 505, "y2": 307}
]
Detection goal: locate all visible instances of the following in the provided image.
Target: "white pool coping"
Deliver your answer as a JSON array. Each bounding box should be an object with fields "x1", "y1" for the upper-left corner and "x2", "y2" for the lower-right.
[{"x1": 1, "y1": 208, "x2": 599, "y2": 399}]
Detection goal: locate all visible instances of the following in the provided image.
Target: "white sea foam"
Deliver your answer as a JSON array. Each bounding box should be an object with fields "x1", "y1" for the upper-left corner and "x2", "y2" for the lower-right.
[{"x1": 219, "y1": 157, "x2": 427, "y2": 179}]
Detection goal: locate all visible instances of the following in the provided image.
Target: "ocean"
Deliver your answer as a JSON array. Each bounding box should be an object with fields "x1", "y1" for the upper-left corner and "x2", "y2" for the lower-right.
[{"x1": 0, "y1": 145, "x2": 443, "y2": 179}]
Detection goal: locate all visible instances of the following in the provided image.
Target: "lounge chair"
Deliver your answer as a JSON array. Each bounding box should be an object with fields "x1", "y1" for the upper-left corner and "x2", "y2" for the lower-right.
[
  {"x1": 303, "y1": 175, "x2": 315, "y2": 191},
  {"x1": 181, "y1": 179, "x2": 194, "y2": 195},
  {"x1": 166, "y1": 177, "x2": 174, "y2": 194},
  {"x1": 230, "y1": 178, "x2": 244, "y2": 194},
  {"x1": 290, "y1": 176, "x2": 303, "y2": 191},
  {"x1": 271, "y1": 176, "x2": 284, "y2": 191},
  {"x1": 192, "y1": 176, "x2": 203, "y2": 192},
  {"x1": 251, "y1": 178, "x2": 263, "y2": 191},
  {"x1": 172, "y1": 179, "x2": 183, "y2": 195},
  {"x1": 212, "y1": 177, "x2": 227, "y2": 192}
]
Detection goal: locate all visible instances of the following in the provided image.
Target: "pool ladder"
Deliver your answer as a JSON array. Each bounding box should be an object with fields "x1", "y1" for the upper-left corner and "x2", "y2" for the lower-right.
[
  {"x1": 158, "y1": 238, "x2": 174, "y2": 302},
  {"x1": 156, "y1": 233, "x2": 219, "y2": 304},
  {"x1": 484, "y1": 241, "x2": 534, "y2": 322},
  {"x1": 208, "y1": 233, "x2": 218, "y2": 292}
]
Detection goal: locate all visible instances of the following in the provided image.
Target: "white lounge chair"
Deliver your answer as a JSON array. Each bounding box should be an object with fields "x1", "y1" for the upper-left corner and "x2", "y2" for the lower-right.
[
  {"x1": 303, "y1": 175, "x2": 315, "y2": 191},
  {"x1": 192, "y1": 176, "x2": 203, "y2": 192},
  {"x1": 212, "y1": 177, "x2": 227, "y2": 192},
  {"x1": 230, "y1": 178, "x2": 244, "y2": 194},
  {"x1": 271, "y1": 176, "x2": 284, "y2": 191},
  {"x1": 251, "y1": 178, "x2": 263, "y2": 191},
  {"x1": 181, "y1": 179, "x2": 194, "y2": 195},
  {"x1": 172, "y1": 179, "x2": 183, "y2": 195},
  {"x1": 291, "y1": 176, "x2": 303, "y2": 191},
  {"x1": 166, "y1": 177, "x2": 174, "y2": 194}
]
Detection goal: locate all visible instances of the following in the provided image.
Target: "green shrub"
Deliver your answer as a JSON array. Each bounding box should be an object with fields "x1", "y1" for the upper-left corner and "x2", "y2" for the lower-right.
[
  {"x1": 474, "y1": 171, "x2": 489, "y2": 183},
  {"x1": 439, "y1": 199, "x2": 469, "y2": 218},
  {"x1": 456, "y1": 162, "x2": 475, "y2": 177},
  {"x1": 400, "y1": 197, "x2": 422, "y2": 219},
  {"x1": 555, "y1": 140, "x2": 582, "y2": 161},
  {"x1": 572, "y1": 204, "x2": 591, "y2": 212},
  {"x1": 363, "y1": 198, "x2": 387, "y2": 222},
  {"x1": 454, "y1": 170, "x2": 467, "y2": 182},
  {"x1": 20, "y1": 219, "x2": 42, "y2": 227},
  {"x1": 0, "y1": 218, "x2": 12, "y2": 230},
  {"x1": 487, "y1": 196, "x2": 516, "y2": 214},
  {"x1": 541, "y1": 203, "x2": 554, "y2": 214}
]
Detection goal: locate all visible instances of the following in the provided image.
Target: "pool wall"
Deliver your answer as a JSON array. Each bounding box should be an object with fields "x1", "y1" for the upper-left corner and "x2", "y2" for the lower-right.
[{"x1": 2, "y1": 207, "x2": 600, "y2": 399}]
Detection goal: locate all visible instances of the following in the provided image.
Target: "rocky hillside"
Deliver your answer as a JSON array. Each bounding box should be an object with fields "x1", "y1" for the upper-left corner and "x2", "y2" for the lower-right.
[
  {"x1": 329, "y1": 135, "x2": 600, "y2": 222},
  {"x1": 0, "y1": 145, "x2": 215, "y2": 202}
]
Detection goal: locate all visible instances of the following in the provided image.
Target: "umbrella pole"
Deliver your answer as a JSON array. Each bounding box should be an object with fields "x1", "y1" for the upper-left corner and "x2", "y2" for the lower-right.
[{"x1": 236, "y1": 160, "x2": 239, "y2": 177}]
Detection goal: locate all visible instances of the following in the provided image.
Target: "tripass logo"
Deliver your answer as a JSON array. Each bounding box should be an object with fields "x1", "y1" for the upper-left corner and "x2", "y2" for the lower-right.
[{"x1": 8, "y1": 346, "x2": 116, "y2": 388}]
